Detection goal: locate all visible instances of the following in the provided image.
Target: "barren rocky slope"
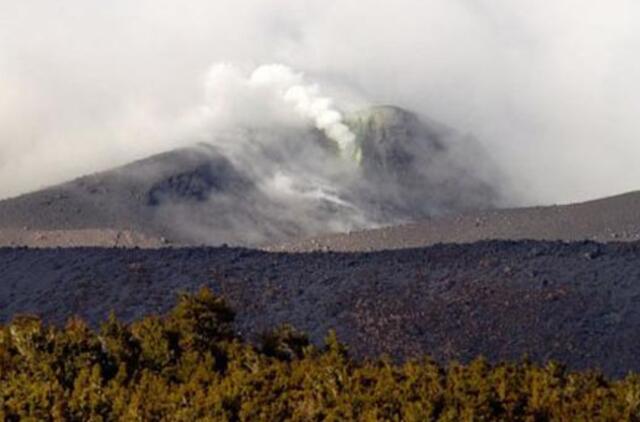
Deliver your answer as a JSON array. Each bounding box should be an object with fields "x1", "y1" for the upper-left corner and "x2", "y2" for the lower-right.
[
  {"x1": 2, "y1": 240, "x2": 640, "y2": 377},
  {"x1": 0, "y1": 144, "x2": 250, "y2": 246},
  {"x1": 268, "y1": 191, "x2": 640, "y2": 252}
]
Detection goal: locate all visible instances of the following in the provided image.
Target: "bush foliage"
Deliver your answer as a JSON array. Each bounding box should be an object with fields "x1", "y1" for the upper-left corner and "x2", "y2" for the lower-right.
[{"x1": 1, "y1": 287, "x2": 639, "y2": 421}]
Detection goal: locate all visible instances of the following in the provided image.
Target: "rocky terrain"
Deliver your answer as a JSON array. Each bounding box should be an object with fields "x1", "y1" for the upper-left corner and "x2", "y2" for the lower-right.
[
  {"x1": 269, "y1": 190, "x2": 640, "y2": 252},
  {"x1": 0, "y1": 229, "x2": 167, "y2": 248},
  {"x1": 4, "y1": 189, "x2": 640, "y2": 250},
  {"x1": 0, "y1": 144, "x2": 251, "y2": 246},
  {"x1": 1, "y1": 240, "x2": 640, "y2": 377}
]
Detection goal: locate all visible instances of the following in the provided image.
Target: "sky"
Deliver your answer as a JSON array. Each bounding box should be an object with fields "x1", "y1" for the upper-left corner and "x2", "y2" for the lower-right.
[{"x1": 0, "y1": 0, "x2": 639, "y2": 204}]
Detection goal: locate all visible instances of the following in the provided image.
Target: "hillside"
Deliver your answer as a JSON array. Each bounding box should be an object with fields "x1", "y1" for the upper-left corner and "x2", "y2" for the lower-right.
[
  {"x1": 2, "y1": 240, "x2": 640, "y2": 377},
  {"x1": 0, "y1": 144, "x2": 253, "y2": 246},
  {"x1": 269, "y1": 191, "x2": 640, "y2": 252}
]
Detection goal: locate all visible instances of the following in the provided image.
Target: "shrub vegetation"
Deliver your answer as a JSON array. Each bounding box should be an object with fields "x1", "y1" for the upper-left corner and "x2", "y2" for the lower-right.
[{"x1": 1, "y1": 288, "x2": 639, "y2": 421}]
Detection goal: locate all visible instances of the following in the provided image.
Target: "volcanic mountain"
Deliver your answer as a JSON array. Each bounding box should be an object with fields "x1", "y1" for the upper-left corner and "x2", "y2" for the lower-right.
[{"x1": 0, "y1": 106, "x2": 500, "y2": 247}]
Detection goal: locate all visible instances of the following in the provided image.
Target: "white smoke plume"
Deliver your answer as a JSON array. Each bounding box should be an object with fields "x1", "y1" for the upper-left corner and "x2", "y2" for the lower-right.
[{"x1": 198, "y1": 63, "x2": 357, "y2": 158}]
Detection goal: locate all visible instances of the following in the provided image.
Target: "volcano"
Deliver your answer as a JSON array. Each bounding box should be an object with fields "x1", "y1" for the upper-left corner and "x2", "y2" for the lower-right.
[{"x1": 0, "y1": 106, "x2": 500, "y2": 247}]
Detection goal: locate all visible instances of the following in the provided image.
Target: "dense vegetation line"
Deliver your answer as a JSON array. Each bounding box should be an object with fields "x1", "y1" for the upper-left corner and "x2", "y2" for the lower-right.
[{"x1": 0, "y1": 288, "x2": 639, "y2": 421}]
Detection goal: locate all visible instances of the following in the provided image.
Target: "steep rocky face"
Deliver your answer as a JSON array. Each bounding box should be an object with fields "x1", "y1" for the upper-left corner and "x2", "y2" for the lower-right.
[
  {"x1": 346, "y1": 105, "x2": 444, "y2": 178},
  {"x1": 345, "y1": 105, "x2": 500, "y2": 217}
]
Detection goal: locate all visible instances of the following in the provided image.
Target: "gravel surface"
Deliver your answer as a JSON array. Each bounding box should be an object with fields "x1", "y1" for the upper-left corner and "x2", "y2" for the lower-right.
[
  {"x1": 268, "y1": 191, "x2": 640, "y2": 252},
  {"x1": 0, "y1": 229, "x2": 168, "y2": 248},
  {"x1": 2, "y1": 240, "x2": 640, "y2": 377}
]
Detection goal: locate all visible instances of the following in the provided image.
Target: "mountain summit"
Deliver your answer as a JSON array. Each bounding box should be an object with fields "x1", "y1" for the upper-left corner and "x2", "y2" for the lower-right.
[{"x1": 0, "y1": 106, "x2": 501, "y2": 246}]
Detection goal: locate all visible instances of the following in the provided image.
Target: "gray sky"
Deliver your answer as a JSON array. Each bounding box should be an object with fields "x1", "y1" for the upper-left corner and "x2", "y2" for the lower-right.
[{"x1": 1, "y1": 0, "x2": 639, "y2": 203}]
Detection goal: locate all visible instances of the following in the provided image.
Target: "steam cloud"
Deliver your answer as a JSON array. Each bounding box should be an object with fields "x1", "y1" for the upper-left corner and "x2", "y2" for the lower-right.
[
  {"x1": 199, "y1": 64, "x2": 358, "y2": 158},
  {"x1": 1, "y1": 1, "x2": 639, "y2": 205},
  {"x1": 252, "y1": 64, "x2": 357, "y2": 157}
]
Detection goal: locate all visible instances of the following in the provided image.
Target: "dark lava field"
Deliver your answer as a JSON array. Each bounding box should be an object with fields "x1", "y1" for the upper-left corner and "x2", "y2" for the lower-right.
[{"x1": 2, "y1": 239, "x2": 640, "y2": 377}]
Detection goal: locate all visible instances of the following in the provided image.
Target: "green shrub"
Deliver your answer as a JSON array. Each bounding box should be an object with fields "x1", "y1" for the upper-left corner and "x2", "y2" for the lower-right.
[{"x1": 0, "y1": 287, "x2": 638, "y2": 421}]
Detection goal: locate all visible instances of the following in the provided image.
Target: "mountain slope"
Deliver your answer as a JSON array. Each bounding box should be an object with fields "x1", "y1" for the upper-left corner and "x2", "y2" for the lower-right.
[
  {"x1": 269, "y1": 190, "x2": 640, "y2": 252},
  {"x1": 2, "y1": 240, "x2": 640, "y2": 377},
  {"x1": 0, "y1": 144, "x2": 251, "y2": 244},
  {"x1": 0, "y1": 106, "x2": 501, "y2": 247}
]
